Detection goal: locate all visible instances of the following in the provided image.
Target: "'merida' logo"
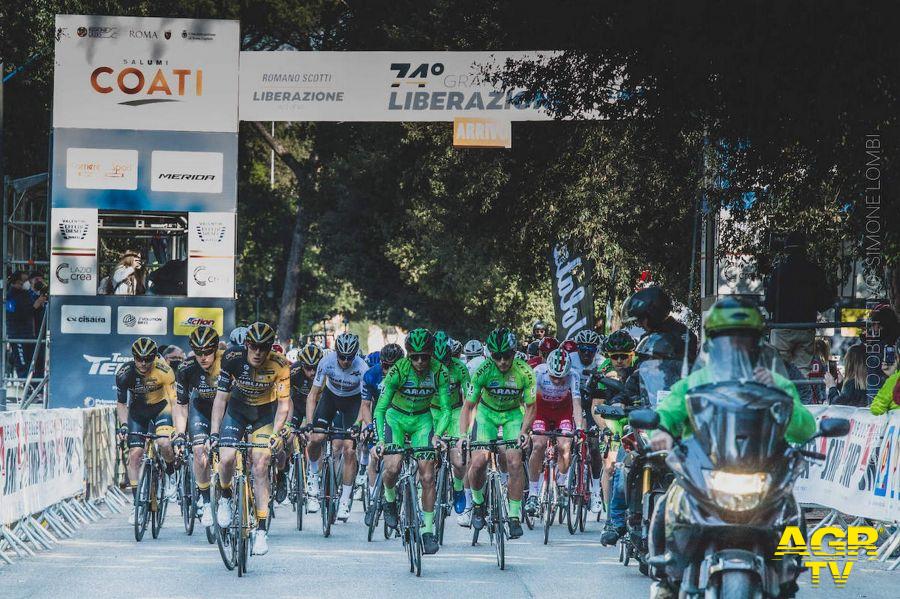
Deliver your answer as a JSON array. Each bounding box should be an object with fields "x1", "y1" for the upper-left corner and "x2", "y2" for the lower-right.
[
  {"x1": 774, "y1": 525, "x2": 878, "y2": 587},
  {"x1": 89, "y1": 67, "x2": 203, "y2": 106}
]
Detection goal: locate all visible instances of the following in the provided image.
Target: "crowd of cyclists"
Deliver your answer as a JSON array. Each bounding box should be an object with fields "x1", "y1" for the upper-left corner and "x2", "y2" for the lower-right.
[{"x1": 113, "y1": 285, "x2": 900, "y2": 595}]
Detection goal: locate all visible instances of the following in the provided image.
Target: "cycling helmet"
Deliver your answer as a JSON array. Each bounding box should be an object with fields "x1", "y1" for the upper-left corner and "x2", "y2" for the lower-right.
[
  {"x1": 532, "y1": 320, "x2": 547, "y2": 334},
  {"x1": 298, "y1": 343, "x2": 325, "y2": 367},
  {"x1": 635, "y1": 332, "x2": 684, "y2": 360},
  {"x1": 405, "y1": 328, "x2": 435, "y2": 354},
  {"x1": 131, "y1": 337, "x2": 158, "y2": 359},
  {"x1": 623, "y1": 286, "x2": 673, "y2": 327},
  {"x1": 229, "y1": 326, "x2": 249, "y2": 346},
  {"x1": 366, "y1": 351, "x2": 381, "y2": 368},
  {"x1": 561, "y1": 339, "x2": 578, "y2": 353},
  {"x1": 448, "y1": 338, "x2": 462, "y2": 357},
  {"x1": 526, "y1": 340, "x2": 541, "y2": 357},
  {"x1": 380, "y1": 343, "x2": 404, "y2": 365},
  {"x1": 603, "y1": 329, "x2": 636, "y2": 354},
  {"x1": 545, "y1": 349, "x2": 571, "y2": 377},
  {"x1": 286, "y1": 347, "x2": 300, "y2": 363},
  {"x1": 486, "y1": 328, "x2": 516, "y2": 354},
  {"x1": 433, "y1": 330, "x2": 451, "y2": 363},
  {"x1": 272, "y1": 343, "x2": 284, "y2": 354},
  {"x1": 463, "y1": 339, "x2": 484, "y2": 358},
  {"x1": 246, "y1": 322, "x2": 276, "y2": 346},
  {"x1": 703, "y1": 297, "x2": 765, "y2": 338},
  {"x1": 335, "y1": 332, "x2": 360, "y2": 358},
  {"x1": 573, "y1": 329, "x2": 602, "y2": 348},
  {"x1": 188, "y1": 325, "x2": 219, "y2": 353},
  {"x1": 538, "y1": 336, "x2": 560, "y2": 356}
]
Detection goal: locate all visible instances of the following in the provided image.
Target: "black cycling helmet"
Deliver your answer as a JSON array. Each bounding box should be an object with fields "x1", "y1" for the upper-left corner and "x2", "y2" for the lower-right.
[
  {"x1": 635, "y1": 332, "x2": 684, "y2": 360},
  {"x1": 380, "y1": 343, "x2": 404, "y2": 365},
  {"x1": 246, "y1": 322, "x2": 276, "y2": 346},
  {"x1": 188, "y1": 325, "x2": 219, "y2": 353},
  {"x1": 623, "y1": 286, "x2": 673, "y2": 327},
  {"x1": 131, "y1": 337, "x2": 158, "y2": 360},
  {"x1": 526, "y1": 340, "x2": 540, "y2": 357},
  {"x1": 603, "y1": 329, "x2": 636, "y2": 354},
  {"x1": 297, "y1": 343, "x2": 324, "y2": 367}
]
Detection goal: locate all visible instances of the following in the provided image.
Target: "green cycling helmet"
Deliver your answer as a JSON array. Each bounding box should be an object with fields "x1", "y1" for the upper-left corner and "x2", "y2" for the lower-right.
[
  {"x1": 704, "y1": 297, "x2": 765, "y2": 338},
  {"x1": 405, "y1": 328, "x2": 434, "y2": 354},
  {"x1": 603, "y1": 329, "x2": 636, "y2": 354},
  {"x1": 433, "y1": 330, "x2": 450, "y2": 363},
  {"x1": 485, "y1": 327, "x2": 515, "y2": 354}
]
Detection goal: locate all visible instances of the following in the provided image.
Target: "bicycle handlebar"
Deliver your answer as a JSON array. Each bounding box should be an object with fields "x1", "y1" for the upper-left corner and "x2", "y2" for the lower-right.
[
  {"x1": 379, "y1": 446, "x2": 439, "y2": 456},
  {"x1": 530, "y1": 430, "x2": 575, "y2": 439}
]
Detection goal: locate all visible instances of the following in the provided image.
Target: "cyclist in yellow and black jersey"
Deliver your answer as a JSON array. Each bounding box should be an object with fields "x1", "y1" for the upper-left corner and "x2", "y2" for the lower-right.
[
  {"x1": 208, "y1": 322, "x2": 290, "y2": 556},
  {"x1": 115, "y1": 337, "x2": 177, "y2": 523},
  {"x1": 172, "y1": 326, "x2": 222, "y2": 527}
]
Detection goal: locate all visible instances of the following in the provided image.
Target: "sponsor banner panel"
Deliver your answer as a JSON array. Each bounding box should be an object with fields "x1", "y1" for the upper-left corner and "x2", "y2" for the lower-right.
[
  {"x1": 173, "y1": 306, "x2": 224, "y2": 335},
  {"x1": 116, "y1": 306, "x2": 168, "y2": 335},
  {"x1": 187, "y1": 259, "x2": 235, "y2": 298},
  {"x1": 0, "y1": 409, "x2": 85, "y2": 525},
  {"x1": 50, "y1": 208, "x2": 98, "y2": 295},
  {"x1": 795, "y1": 406, "x2": 900, "y2": 522},
  {"x1": 48, "y1": 296, "x2": 235, "y2": 408},
  {"x1": 187, "y1": 212, "x2": 235, "y2": 297},
  {"x1": 54, "y1": 15, "x2": 239, "y2": 132},
  {"x1": 52, "y1": 128, "x2": 237, "y2": 212},
  {"x1": 239, "y1": 51, "x2": 559, "y2": 122},
  {"x1": 549, "y1": 243, "x2": 595, "y2": 341},
  {"x1": 60, "y1": 304, "x2": 112, "y2": 334},
  {"x1": 65, "y1": 147, "x2": 138, "y2": 190}
]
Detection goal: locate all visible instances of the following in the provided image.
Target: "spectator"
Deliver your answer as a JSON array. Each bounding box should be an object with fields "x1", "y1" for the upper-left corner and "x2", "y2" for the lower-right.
[
  {"x1": 807, "y1": 337, "x2": 830, "y2": 404},
  {"x1": 28, "y1": 271, "x2": 48, "y2": 378},
  {"x1": 4, "y1": 270, "x2": 46, "y2": 378},
  {"x1": 763, "y1": 231, "x2": 833, "y2": 375},
  {"x1": 825, "y1": 344, "x2": 871, "y2": 407},
  {"x1": 100, "y1": 249, "x2": 147, "y2": 295},
  {"x1": 161, "y1": 345, "x2": 185, "y2": 371}
]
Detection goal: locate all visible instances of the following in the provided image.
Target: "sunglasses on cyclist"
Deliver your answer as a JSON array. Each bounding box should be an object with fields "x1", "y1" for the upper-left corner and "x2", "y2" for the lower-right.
[
  {"x1": 133, "y1": 355, "x2": 155, "y2": 364},
  {"x1": 491, "y1": 349, "x2": 515, "y2": 361},
  {"x1": 381, "y1": 360, "x2": 396, "y2": 370},
  {"x1": 337, "y1": 353, "x2": 355, "y2": 362},
  {"x1": 247, "y1": 342, "x2": 272, "y2": 353},
  {"x1": 194, "y1": 348, "x2": 217, "y2": 357},
  {"x1": 577, "y1": 344, "x2": 598, "y2": 353},
  {"x1": 609, "y1": 353, "x2": 632, "y2": 361},
  {"x1": 409, "y1": 353, "x2": 430, "y2": 363}
]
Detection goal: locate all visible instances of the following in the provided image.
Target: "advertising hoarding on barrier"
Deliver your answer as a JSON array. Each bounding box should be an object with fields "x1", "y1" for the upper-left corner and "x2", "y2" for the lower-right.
[
  {"x1": 53, "y1": 15, "x2": 239, "y2": 133},
  {"x1": 0, "y1": 410, "x2": 85, "y2": 525},
  {"x1": 52, "y1": 128, "x2": 237, "y2": 212},
  {"x1": 239, "y1": 51, "x2": 559, "y2": 122},
  {"x1": 187, "y1": 212, "x2": 235, "y2": 297},
  {"x1": 50, "y1": 207, "x2": 99, "y2": 296},
  {"x1": 549, "y1": 243, "x2": 595, "y2": 341},
  {"x1": 795, "y1": 405, "x2": 900, "y2": 522},
  {"x1": 48, "y1": 296, "x2": 235, "y2": 408}
]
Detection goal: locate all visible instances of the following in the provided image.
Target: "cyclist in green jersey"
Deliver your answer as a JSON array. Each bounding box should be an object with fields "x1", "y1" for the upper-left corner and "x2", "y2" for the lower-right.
[
  {"x1": 374, "y1": 328, "x2": 452, "y2": 555},
  {"x1": 433, "y1": 331, "x2": 471, "y2": 514},
  {"x1": 457, "y1": 327, "x2": 536, "y2": 539}
]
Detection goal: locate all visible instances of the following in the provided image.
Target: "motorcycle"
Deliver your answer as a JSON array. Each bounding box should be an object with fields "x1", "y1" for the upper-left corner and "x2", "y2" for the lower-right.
[{"x1": 640, "y1": 342, "x2": 850, "y2": 599}]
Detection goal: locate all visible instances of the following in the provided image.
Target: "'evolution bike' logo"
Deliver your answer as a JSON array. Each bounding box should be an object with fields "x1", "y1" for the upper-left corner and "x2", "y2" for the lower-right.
[
  {"x1": 774, "y1": 525, "x2": 878, "y2": 588},
  {"x1": 89, "y1": 60, "x2": 203, "y2": 107}
]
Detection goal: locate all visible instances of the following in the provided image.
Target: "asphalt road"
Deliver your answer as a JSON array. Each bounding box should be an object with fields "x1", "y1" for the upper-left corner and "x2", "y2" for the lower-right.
[{"x1": 3, "y1": 498, "x2": 896, "y2": 599}]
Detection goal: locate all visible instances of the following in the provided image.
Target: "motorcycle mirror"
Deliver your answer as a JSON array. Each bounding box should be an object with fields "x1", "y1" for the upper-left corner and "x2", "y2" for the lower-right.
[
  {"x1": 594, "y1": 404, "x2": 626, "y2": 420},
  {"x1": 629, "y1": 409, "x2": 660, "y2": 430},
  {"x1": 817, "y1": 417, "x2": 850, "y2": 438},
  {"x1": 598, "y1": 376, "x2": 626, "y2": 394}
]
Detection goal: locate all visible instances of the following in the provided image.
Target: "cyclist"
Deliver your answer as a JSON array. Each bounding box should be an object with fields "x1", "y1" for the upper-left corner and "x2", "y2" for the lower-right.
[
  {"x1": 448, "y1": 337, "x2": 463, "y2": 360},
  {"x1": 527, "y1": 336, "x2": 559, "y2": 368},
  {"x1": 209, "y1": 322, "x2": 291, "y2": 556},
  {"x1": 433, "y1": 331, "x2": 471, "y2": 514},
  {"x1": 525, "y1": 349, "x2": 584, "y2": 515},
  {"x1": 227, "y1": 325, "x2": 249, "y2": 350},
  {"x1": 463, "y1": 339, "x2": 486, "y2": 373},
  {"x1": 305, "y1": 331, "x2": 369, "y2": 520},
  {"x1": 457, "y1": 327, "x2": 536, "y2": 539},
  {"x1": 116, "y1": 337, "x2": 178, "y2": 524},
  {"x1": 374, "y1": 328, "x2": 451, "y2": 555},
  {"x1": 172, "y1": 326, "x2": 222, "y2": 527},
  {"x1": 567, "y1": 328, "x2": 606, "y2": 512},
  {"x1": 532, "y1": 320, "x2": 548, "y2": 341},
  {"x1": 361, "y1": 343, "x2": 404, "y2": 525}
]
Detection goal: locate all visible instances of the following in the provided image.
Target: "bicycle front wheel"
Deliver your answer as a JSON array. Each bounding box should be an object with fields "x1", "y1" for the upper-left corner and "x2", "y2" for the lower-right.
[
  {"x1": 236, "y1": 477, "x2": 249, "y2": 577},
  {"x1": 293, "y1": 454, "x2": 305, "y2": 531},
  {"x1": 134, "y1": 462, "x2": 152, "y2": 542},
  {"x1": 321, "y1": 460, "x2": 333, "y2": 538},
  {"x1": 492, "y1": 475, "x2": 506, "y2": 570},
  {"x1": 182, "y1": 458, "x2": 196, "y2": 535},
  {"x1": 151, "y1": 467, "x2": 165, "y2": 539}
]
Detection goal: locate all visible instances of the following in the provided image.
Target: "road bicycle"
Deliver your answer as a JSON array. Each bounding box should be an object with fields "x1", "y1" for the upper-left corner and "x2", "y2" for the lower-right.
[
  {"x1": 286, "y1": 426, "x2": 308, "y2": 531},
  {"x1": 132, "y1": 432, "x2": 170, "y2": 542},
  {"x1": 433, "y1": 436, "x2": 462, "y2": 546},
  {"x1": 468, "y1": 439, "x2": 519, "y2": 570},
  {"x1": 309, "y1": 426, "x2": 355, "y2": 537},
  {"x1": 566, "y1": 427, "x2": 604, "y2": 533},
  {"x1": 177, "y1": 441, "x2": 201, "y2": 536},
  {"x1": 530, "y1": 429, "x2": 574, "y2": 544}
]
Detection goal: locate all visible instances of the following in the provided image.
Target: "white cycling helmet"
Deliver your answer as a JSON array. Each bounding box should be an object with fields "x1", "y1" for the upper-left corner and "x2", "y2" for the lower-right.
[
  {"x1": 573, "y1": 329, "x2": 602, "y2": 348},
  {"x1": 545, "y1": 349, "x2": 571, "y2": 377},
  {"x1": 229, "y1": 326, "x2": 249, "y2": 346},
  {"x1": 335, "y1": 332, "x2": 360, "y2": 359},
  {"x1": 463, "y1": 339, "x2": 484, "y2": 359},
  {"x1": 285, "y1": 347, "x2": 300, "y2": 363}
]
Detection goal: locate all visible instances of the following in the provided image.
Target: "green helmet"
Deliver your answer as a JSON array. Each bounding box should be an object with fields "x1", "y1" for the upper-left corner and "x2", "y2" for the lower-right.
[
  {"x1": 405, "y1": 328, "x2": 434, "y2": 354},
  {"x1": 704, "y1": 297, "x2": 765, "y2": 338},
  {"x1": 433, "y1": 330, "x2": 450, "y2": 363},
  {"x1": 485, "y1": 327, "x2": 515, "y2": 354},
  {"x1": 603, "y1": 329, "x2": 636, "y2": 354}
]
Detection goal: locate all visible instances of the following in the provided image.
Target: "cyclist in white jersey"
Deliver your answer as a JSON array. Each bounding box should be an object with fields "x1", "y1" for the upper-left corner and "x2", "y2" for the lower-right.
[
  {"x1": 567, "y1": 328, "x2": 606, "y2": 511},
  {"x1": 305, "y1": 332, "x2": 369, "y2": 518}
]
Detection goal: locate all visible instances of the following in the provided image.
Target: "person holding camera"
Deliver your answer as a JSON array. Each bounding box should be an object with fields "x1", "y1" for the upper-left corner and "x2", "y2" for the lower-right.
[{"x1": 4, "y1": 270, "x2": 47, "y2": 378}]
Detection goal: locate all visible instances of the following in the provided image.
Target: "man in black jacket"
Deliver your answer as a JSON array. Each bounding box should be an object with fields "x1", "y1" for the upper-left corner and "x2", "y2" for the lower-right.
[
  {"x1": 763, "y1": 232, "x2": 833, "y2": 375},
  {"x1": 5, "y1": 271, "x2": 46, "y2": 378}
]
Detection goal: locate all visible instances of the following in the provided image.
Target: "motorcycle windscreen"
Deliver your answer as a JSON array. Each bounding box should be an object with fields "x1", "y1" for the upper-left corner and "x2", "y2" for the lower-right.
[
  {"x1": 638, "y1": 359, "x2": 682, "y2": 408},
  {"x1": 685, "y1": 381, "x2": 794, "y2": 469},
  {"x1": 689, "y1": 337, "x2": 791, "y2": 386}
]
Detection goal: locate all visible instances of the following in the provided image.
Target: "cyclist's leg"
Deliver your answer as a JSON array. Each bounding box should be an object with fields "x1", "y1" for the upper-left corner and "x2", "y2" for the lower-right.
[
  {"x1": 218, "y1": 401, "x2": 247, "y2": 499},
  {"x1": 308, "y1": 387, "x2": 339, "y2": 473},
  {"x1": 126, "y1": 409, "x2": 151, "y2": 500},
  {"x1": 152, "y1": 403, "x2": 177, "y2": 473},
  {"x1": 336, "y1": 395, "x2": 362, "y2": 504},
  {"x1": 249, "y1": 403, "x2": 276, "y2": 531},
  {"x1": 528, "y1": 425, "x2": 548, "y2": 498},
  {"x1": 555, "y1": 417, "x2": 574, "y2": 484},
  {"x1": 469, "y1": 408, "x2": 501, "y2": 507},
  {"x1": 190, "y1": 402, "x2": 212, "y2": 502},
  {"x1": 411, "y1": 418, "x2": 436, "y2": 528},
  {"x1": 499, "y1": 410, "x2": 525, "y2": 519}
]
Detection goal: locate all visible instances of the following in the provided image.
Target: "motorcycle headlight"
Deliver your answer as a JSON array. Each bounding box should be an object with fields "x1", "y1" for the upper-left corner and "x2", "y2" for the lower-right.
[{"x1": 704, "y1": 471, "x2": 771, "y2": 512}]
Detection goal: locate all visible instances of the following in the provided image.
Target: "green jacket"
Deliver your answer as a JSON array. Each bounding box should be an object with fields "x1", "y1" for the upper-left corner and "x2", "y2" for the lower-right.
[
  {"x1": 870, "y1": 372, "x2": 900, "y2": 415},
  {"x1": 656, "y1": 366, "x2": 817, "y2": 445}
]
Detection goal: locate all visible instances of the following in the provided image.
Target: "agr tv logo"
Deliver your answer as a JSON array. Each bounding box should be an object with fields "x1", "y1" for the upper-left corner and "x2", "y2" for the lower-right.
[{"x1": 774, "y1": 525, "x2": 878, "y2": 587}]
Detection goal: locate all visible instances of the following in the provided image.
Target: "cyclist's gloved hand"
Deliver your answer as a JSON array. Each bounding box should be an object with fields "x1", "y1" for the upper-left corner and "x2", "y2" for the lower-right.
[
  {"x1": 172, "y1": 432, "x2": 187, "y2": 451},
  {"x1": 517, "y1": 434, "x2": 529, "y2": 449},
  {"x1": 269, "y1": 434, "x2": 283, "y2": 452},
  {"x1": 432, "y1": 435, "x2": 446, "y2": 450},
  {"x1": 207, "y1": 432, "x2": 220, "y2": 452},
  {"x1": 374, "y1": 443, "x2": 385, "y2": 458},
  {"x1": 117, "y1": 424, "x2": 128, "y2": 442}
]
